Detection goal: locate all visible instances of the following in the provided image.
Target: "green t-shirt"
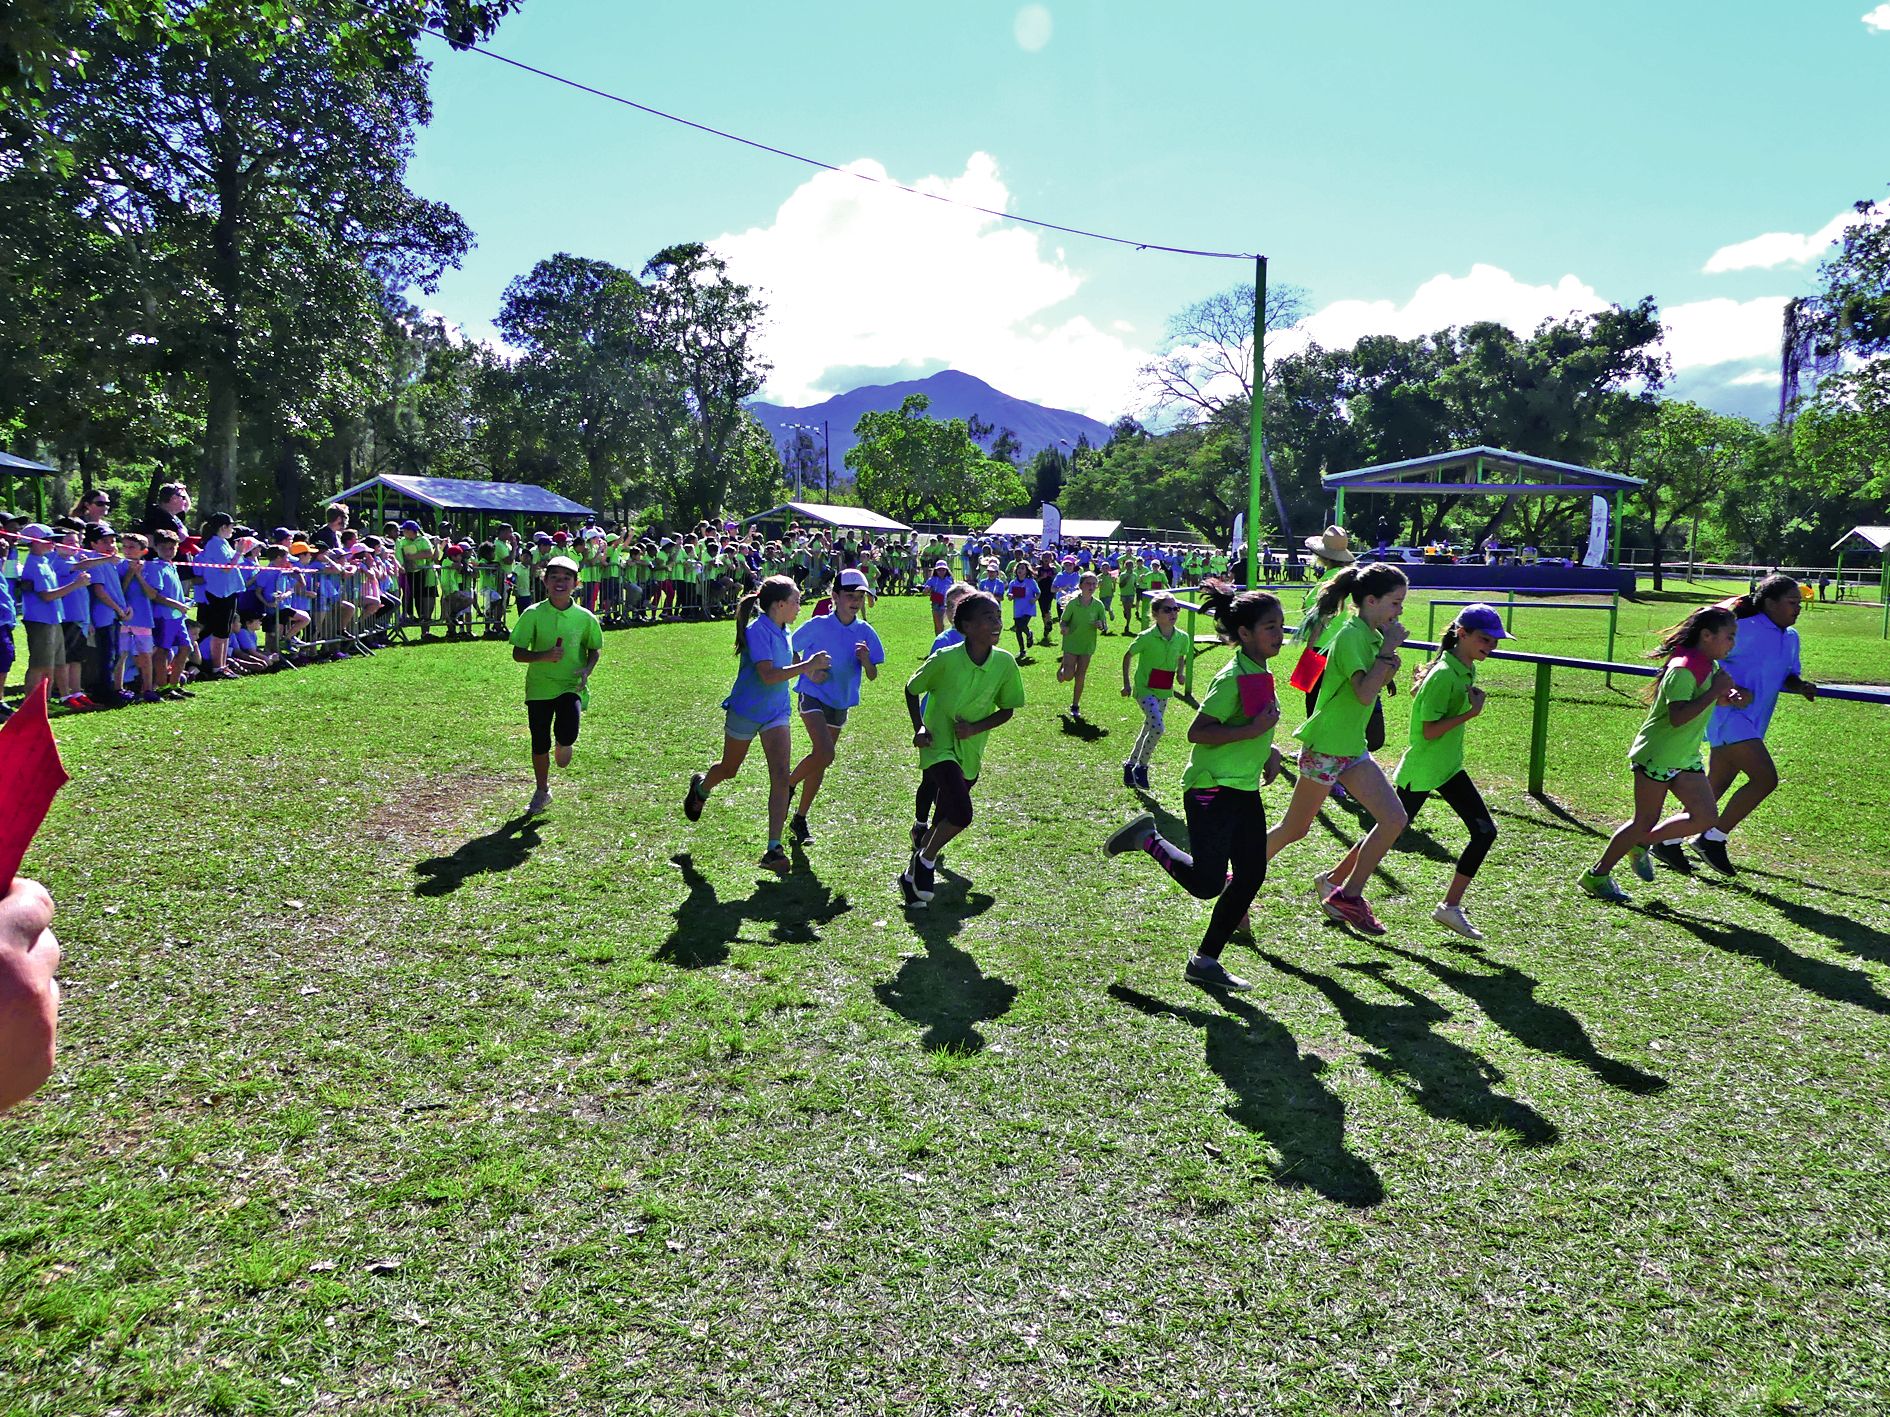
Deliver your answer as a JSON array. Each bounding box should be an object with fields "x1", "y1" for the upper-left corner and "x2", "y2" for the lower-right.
[
  {"x1": 1295, "y1": 615, "x2": 1384, "y2": 757},
  {"x1": 1181, "y1": 649, "x2": 1276, "y2": 792},
  {"x1": 436, "y1": 561, "x2": 464, "y2": 596},
  {"x1": 1395, "y1": 653, "x2": 1475, "y2": 793},
  {"x1": 1060, "y1": 597, "x2": 1107, "y2": 656},
  {"x1": 396, "y1": 535, "x2": 434, "y2": 584},
  {"x1": 510, "y1": 599, "x2": 604, "y2": 702},
  {"x1": 906, "y1": 643, "x2": 1026, "y2": 781},
  {"x1": 1098, "y1": 568, "x2": 1119, "y2": 595},
  {"x1": 1128, "y1": 624, "x2": 1191, "y2": 700},
  {"x1": 1629, "y1": 661, "x2": 1714, "y2": 774}
]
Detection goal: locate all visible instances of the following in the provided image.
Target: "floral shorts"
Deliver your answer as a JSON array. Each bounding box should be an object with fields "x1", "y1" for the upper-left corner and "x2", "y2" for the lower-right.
[
  {"x1": 1633, "y1": 760, "x2": 1705, "y2": 783},
  {"x1": 1297, "y1": 746, "x2": 1371, "y2": 786}
]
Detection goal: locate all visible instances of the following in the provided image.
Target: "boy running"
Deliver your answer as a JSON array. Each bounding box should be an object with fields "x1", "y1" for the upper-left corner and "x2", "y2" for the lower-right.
[{"x1": 511, "y1": 555, "x2": 604, "y2": 815}]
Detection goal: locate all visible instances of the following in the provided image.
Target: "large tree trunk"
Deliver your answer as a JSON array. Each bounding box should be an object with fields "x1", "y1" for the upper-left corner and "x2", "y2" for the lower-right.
[
  {"x1": 1649, "y1": 527, "x2": 1665, "y2": 591},
  {"x1": 201, "y1": 370, "x2": 240, "y2": 514}
]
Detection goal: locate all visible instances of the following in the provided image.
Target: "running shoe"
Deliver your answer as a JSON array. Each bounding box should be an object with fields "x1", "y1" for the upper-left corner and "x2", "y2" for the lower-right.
[
  {"x1": 1648, "y1": 841, "x2": 1692, "y2": 874},
  {"x1": 139, "y1": 690, "x2": 163, "y2": 704},
  {"x1": 789, "y1": 812, "x2": 812, "y2": 845},
  {"x1": 898, "y1": 864, "x2": 928, "y2": 906},
  {"x1": 1312, "y1": 871, "x2": 1344, "y2": 922},
  {"x1": 62, "y1": 695, "x2": 94, "y2": 712},
  {"x1": 1104, "y1": 813, "x2": 1158, "y2": 858},
  {"x1": 759, "y1": 846, "x2": 791, "y2": 875},
  {"x1": 683, "y1": 772, "x2": 707, "y2": 822},
  {"x1": 1132, "y1": 763, "x2": 1151, "y2": 791},
  {"x1": 1323, "y1": 888, "x2": 1387, "y2": 936},
  {"x1": 1121, "y1": 761, "x2": 1136, "y2": 789},
  {"x1": 910, "y1": 820, "x2": 928, "y2": 852},
  {"x1": 1627, "y1": 844, "x2": 1655, "y2": 883},
  {"x1": 910, "y1": 851, "x2": 937, "y2": 899},
  {"x1": 1185, "y1": 954, "x2": 1253, "y2": 992},
  {"x1": 1691, "y1": 836, "x2": 1736, "y2": 876},
  {"x1": 1432, "y1": 903, "x2": 1484, "y2": 940},
  {"x1": 527, "y1": 788, "x2": 551, "y2": 815},
  {"x1": 1578, "y1": 870, "x2": 1631, "y2": 902}
]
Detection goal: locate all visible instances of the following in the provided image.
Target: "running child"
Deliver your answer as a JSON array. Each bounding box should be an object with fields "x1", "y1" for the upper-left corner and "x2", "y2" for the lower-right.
[
  {"x1": 784, "y1": 567, "x2": 886, "y2": 844},
  {"x1": 1096, "y1": 559, "x2": 1119, "y2": 634},
  {"x1": 1034, "y1": 555, "x2": 1059, "y2": 646},
  {"x1": 1120, "y1": 593, "x2": 1193, "y2": 790},
  {"x1": 509, "y1": 554, "x2": 603, "y2": 815},
  {"x1": 1691, "y1": 574, "x2": 1817, "y2": 875},
  {"x1": 1331, "y1": 602, "x2": 1506, "y2": 939},
  {"x1": 1579, "y1": 605, "x2": 1747, "y2": 901},
  {"x1": 1006, "y1": 560, "x2": 1039, "y2": 660},
  {"x1": 1057, "y1": 571, "x2": 1107, "y2": 720},
  {"x1": 684, "y1": 574, "x2": 831, "y2": 874},
  {"x1": 900, "y1": 591, "x2": 1025, "y2": 907},
  {"x1": 976, "y1": 559, "x2": 1006, "y2": 602},
  {"x1": 1104, "y1": 581, "x2": 1286, "y2": 992},
  {"x1": 1264, "y1": 562, "x2": 1412, "y2": 935},
  {"x1": 923, "y1": 560, "x2": 956, "y2": 637}
]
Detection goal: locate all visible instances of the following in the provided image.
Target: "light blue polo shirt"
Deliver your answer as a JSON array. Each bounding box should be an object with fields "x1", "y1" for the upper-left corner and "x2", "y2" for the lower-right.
[{"x1": 792, "y1": 613, "x2": 886, "y2": 710}]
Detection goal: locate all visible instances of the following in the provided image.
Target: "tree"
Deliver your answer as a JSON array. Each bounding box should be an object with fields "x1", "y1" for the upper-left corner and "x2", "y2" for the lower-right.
[
  {"x1": 1610, "y1": 401, "x2": 1763, "y2": 590},
  {"x1": 845, "y1": 394, "x2": 1027, "y2": 525},
  {"x1": 1062, "y1": 408, "x2": 1254, "y2": 544},
  {"x1": 15, "y1": 4, "x2": 473, "y2": 512}
]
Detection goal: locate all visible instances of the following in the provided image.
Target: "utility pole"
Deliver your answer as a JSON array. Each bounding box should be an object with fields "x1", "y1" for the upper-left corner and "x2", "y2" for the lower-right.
[{"x1": 824, "y1": 419, "x2": 832, "y2": 503}]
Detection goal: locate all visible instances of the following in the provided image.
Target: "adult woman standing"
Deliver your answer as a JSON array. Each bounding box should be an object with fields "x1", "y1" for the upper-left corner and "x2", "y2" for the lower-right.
[{"x1": 1687, "y1": 575, "x2": 1818, "y2": 875}]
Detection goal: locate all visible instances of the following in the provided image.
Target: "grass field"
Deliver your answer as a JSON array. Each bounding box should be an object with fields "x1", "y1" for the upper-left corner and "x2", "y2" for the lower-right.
[{"x1": 6, "y1": 582, "x2": 1890, "y2": 1414}]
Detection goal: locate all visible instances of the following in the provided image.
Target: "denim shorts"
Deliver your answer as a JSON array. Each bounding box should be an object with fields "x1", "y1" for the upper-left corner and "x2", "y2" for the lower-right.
[{"x1": 724, "y1": 708, "x2": 791, "y2": 741}]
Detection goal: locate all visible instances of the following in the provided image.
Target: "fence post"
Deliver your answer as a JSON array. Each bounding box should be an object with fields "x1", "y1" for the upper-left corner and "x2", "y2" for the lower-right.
[
  {"x1": 1605, "y1": 593, "x2": 1618, "y2": 689},
  {"x1": 1528, "y1": 660, "x2": 1553, "y2": 795},
  {"x1": 1504, "y1": 588, "x2": 1516, "y2": 633},
  {"x1": 1427, "y1": 600, "x2": 1439, "y2": 642}
]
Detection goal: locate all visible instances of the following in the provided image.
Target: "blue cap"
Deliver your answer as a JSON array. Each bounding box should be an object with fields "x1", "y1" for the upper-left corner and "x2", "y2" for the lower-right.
[
  {"x1": 20, "y1": 523, "x2": 55, "y2": 541},
  {"x1": 1456, "y1": 603, "x2": 1514, "y2": 640}
]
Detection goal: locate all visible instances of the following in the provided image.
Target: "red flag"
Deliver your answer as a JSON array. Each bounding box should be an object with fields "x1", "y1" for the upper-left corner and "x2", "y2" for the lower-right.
[{"x1": 0, "y1": 682, "x2": 70, "y2": 887}]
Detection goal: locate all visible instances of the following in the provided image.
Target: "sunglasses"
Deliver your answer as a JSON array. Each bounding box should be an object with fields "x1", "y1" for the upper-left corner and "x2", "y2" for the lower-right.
[{"x1": 89, "y1": 496, "x2": 112, "y2": 507}]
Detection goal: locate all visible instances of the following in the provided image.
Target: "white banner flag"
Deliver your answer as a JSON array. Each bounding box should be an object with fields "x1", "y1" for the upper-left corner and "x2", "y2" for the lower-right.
[
  {"x1": 1583, "y1": 495, "x2": 1610, "y2": 568},
  {"x1": 1040, "y1": 501, "x2": 1062, "y2": 550},
  {"x1": 1231, "y1": 512, "x2": 1245, "y2": 564}
]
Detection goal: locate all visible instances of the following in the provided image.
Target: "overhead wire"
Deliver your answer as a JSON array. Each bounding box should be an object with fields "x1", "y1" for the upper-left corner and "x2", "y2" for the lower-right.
[{"x1": 426, "y1": 29, "x2": 1259, "y2": 262}]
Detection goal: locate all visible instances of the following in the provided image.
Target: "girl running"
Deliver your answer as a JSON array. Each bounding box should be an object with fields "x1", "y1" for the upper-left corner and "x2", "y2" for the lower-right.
[
  {"x1": 1580, "y1": 605, "x2": 1747, "y2": 900},
  {"x1": 1265, "y1": 562, "x2": 1412, "y2": 935},
  {"x1": 784, "y1": 567, "x2": 885, "y2": 844},
  {"x1": 1330, "y1": 602, "x2": 1506, "y2": 939},
  {"x1": 1691, "y1": 574, "x2": 1817, "y2": 875},
  {"x1": 923, "y1": 560, "x2": 956, "y2": 637},
  {"x1": 684, "y1": 574, "x2": 832, "y2": 874},
  {"x1": 1104, "y1": 581, "x2": 1286, "y2": 992},
  {"x1": 900, "y1": 591, "x2": 1026, "y2": 907},
  {"x1": 1096, "y1": 559, "x2": 1119, "y2": 633},
  {"x1": 1057, "y1": 571, "x2": 1107, "y2": 720},
  {"x1": 976, "y1": 559, "x2": 1006, "y2": 601},
  {"x1": 1006, "y1": 560, "x2": 1039, "y2": 661},
  {"x1": 1120, "y1": 593, "x2": 1193, "y2": 791}
]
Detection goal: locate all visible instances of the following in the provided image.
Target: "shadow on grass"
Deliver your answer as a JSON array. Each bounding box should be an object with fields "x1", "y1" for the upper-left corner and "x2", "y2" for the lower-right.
[
  {"x1": 1730, "y1": 865, "x2": 1890, "y2": 910},
  {"x1": 412, "y1": 814, "x2": 544, "y2": 897},
  {"x1": 1059, "y1": 714, "x2": 1111, "y2": 741},
  {"x1": 1368, "y1": 940, "x2": 1667, "y2": 1095},
  {"x1": 1643, "y1": 901, "x2": 1890, "y2": 1016},
  {"x1": 1524, "y1": 793, "x2": 1607, "y2": 840},
  {"x1": 656, "y1": 851, "x2": 850, "y2": 970},
  {"x1": 875, "y1": 888, "x2": 1011, "y2": 1054},
  {"x1": 1260, "y1": 952, "x2": 1560, "y2": 1147},
  {"x1": 1726, "y1": 880, "x2": 1890, "y2": 966},
  {"x1": 1108, "y1": 983, "x2": 1384, "y2": 1208}
]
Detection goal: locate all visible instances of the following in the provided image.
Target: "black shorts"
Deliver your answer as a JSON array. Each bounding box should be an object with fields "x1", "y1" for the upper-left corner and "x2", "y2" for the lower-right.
[
  {"x1": 797, "y1": 695, "x2": 849, "y2": 728},
  {"x1": 203, "y1": 594, "x2": 238, "y2": 638},
  {"x1": 921, "y1": 760, "x2": 976, "y2": 829},
  {"x1": 62, "y1": 621, "x2": 89, "y2": 658},
  {"x1": 526, "y1": 693, "x2": 581, "y2": 755}
]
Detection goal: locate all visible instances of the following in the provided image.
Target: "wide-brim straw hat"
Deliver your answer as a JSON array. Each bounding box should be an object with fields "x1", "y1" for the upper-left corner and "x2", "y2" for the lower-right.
[{"x1": 1303, "y1": 525, "x2": 1356, "y2": 564}]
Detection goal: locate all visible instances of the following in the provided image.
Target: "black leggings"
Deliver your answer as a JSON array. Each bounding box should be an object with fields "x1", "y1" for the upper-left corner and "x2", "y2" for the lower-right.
[
  {"x1": 1305, "y1": 678, "x2": 1386, "y2": 753},
  {"x1": 1398, "y1": 770, "x2": 1497, "y2": 879},
  {"x1": 1147, "y1": 786, "x2": 1268, "y2": 960},
  {"x1": 917, "y1": 760, "x2": 975, "y2": 831}
]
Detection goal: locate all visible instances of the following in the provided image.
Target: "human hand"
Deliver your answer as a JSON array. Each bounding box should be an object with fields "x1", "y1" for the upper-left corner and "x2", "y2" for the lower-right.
[
  {"x1": 808, "y1": 649, "x2": 832, "y2": 673},
  {"x1": 1381, "y1": 619, "x2": 1409, "y2": 651},
  {"x1": 0, "y1": 878, "x2": 61, "y2": 1112},
  {"x1": 1263, "y1": 744, "x2": 1283, "y2": 786},
  {"x1": 954, "y1": 717, "x2": 978, "y2": 741},
  {"x1": 1252, "y1": 702, "x2": 1281, "y2": 736},
  {"x1": 546, "y1": 637, "x2": 565, "y2": 663},
  {"x1": 1467, "y1": 686, "x2": 1486, "y2": 717},
  {"x1": 854, "y1": 641, "x2": 872, "y2": 666},
  {"x1": 913, "y1": 727, "x2": 932, "y2": 749},
  {"x1": 74, "y1": 571, "x2": 91, "y2": 587}
]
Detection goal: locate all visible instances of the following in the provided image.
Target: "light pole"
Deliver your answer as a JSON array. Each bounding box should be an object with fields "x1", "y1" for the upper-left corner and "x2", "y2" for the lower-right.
[{"x1": 784, "y1": 422, "x2": 818, "y2": 503}]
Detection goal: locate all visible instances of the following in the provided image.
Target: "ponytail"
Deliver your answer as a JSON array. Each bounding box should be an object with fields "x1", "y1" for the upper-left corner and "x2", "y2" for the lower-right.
[
  {"x1": 1414, "y1": 623, "x2": 1460, "y2": 691},
  {"x1": 1313, "y1": 561, "x2": 1408, "y2": 620},
  {"x1": 1197, "y1": 576, "x2": 1281, "y2": 644},
  {"x1": 1732, "y1": 573, "x2": 1799, "y2": 619}
]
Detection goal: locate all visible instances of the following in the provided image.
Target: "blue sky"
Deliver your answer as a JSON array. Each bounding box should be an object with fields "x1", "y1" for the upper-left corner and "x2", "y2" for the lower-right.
[{"x1": 406, "y1": 1, "x2": 1890, "y2": 422}]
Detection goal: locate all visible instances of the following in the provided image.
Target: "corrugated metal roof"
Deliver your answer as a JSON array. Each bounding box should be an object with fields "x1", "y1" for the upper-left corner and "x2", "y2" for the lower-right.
[
  {"x1": 0, "y1": 451, "x2": 56, "y2": 473},
  {"x1": 1323, "y1": 445, "x2": 1645, "y2": 492},
  {"x1": 331, "y1": 474, "x2": 595, "y2": 516},
  {"x1": 986, "y1": 517, "x2": 1122, "y2": 538},
  {"x1": 742, "y1": 502, "x2": 914, "y2": 532},
  {"x1": 1832, "y1": 526, "x2": 1890, "y2": 552}
]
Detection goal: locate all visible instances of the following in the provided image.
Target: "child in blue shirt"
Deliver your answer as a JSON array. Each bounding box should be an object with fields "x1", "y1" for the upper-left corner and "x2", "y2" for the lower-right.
[
  {"x1": 82, "y1": 523, "x2": 131, "y2": 704},
  {"x1": 0, "y1": 558, "x2": 15, "y2": 719},
  {"x1": 1006, "y1": 564, "x2": 1039, "y2": 661},
  {"x1": 784, "y1": 567, "x2": 886, "y2": 843}
]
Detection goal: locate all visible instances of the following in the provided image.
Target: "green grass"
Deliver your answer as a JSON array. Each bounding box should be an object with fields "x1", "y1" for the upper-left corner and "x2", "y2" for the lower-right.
[{"x1": 6, "y1": 584, "x2": 1890, "y2": 1414}]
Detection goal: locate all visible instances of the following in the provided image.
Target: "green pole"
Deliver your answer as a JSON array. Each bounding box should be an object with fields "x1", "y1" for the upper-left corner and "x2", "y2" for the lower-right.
[
  {"x1": 1246, "y1": 254, "x2": 1266, "y2": 588},
  {"x1": 1528, "y1": 661, "x2": 1554, "y2": 795},
  {"x1": 1880, "y1": 558, "x2": 1888, "y2": 639},
  {"x1": 1605, "y1": 592, "x2": 1619, "y2": 689},
  {"x1": 1611, "y1": 490, "x2": 1624, "y2": 575},
  {"x1": 1427, "y1": 600, "x2": 1439, "y2": 642}
]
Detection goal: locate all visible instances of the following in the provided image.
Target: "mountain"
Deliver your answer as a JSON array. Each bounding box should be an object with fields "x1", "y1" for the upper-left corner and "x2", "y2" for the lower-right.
[{"x1": 747, "y1": 370, "x2": 1115, "y2": 485}]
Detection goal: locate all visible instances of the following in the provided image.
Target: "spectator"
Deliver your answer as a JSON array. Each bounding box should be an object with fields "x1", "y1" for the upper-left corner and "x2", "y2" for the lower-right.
[
  {"x1": 197, "y1": 514, "x2": 245, "y2": 678},
  {"x1": 70, "y1": 488, "x2": 115, "y2": 525},
  {"x1": 312, "y1": 503, "x2": 349, "y2": 552},
  {"x1": 142, "y1": 480, "x2": 191, "y2": 539},
  {"x1": 82, "y1": 523, "x2": 131, "y2": 704}
]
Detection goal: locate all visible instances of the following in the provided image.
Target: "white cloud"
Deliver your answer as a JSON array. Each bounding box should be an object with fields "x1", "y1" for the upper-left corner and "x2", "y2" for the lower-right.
[
  {"x1": 1014, "y1": 4, "x2": 1053, "y2": 50},
  {"x1": 1702, "y1": 208, "x2": 1880, "y2": 273},
  {"x1": 711, "y1": 153, "x2": 1144, "y2": 419},
  {"x1": 1865, "y1": 4, "x2": 1890, "y2": 32},
  {"x1": 1289, "y1": 264, "x2": 1609, "y2": 354},
  {"x1": 1657, "y1": 296, "x2": 1787, "y2": 370}
]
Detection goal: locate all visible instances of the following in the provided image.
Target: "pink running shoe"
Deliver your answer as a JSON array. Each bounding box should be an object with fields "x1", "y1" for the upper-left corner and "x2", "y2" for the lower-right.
[{"x1": 1323, "y1": 888, "x2": 1386, "y2": 936}]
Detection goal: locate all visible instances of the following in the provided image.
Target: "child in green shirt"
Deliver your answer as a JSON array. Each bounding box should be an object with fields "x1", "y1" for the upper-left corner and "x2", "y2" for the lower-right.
[
  {"x1": 1119, "y1": 594, "x2": 1193, "y2": 791},
  {"x1": 510, "y1": 556, "x2": 604, "y2": 815},
  {"x1": 1057, "y1": 572, "x2": 1107, "y2": 720},
  {"x1": 1105, "y1": 581, "x2": 1285, "y2": 992},
  {"x1": 1581, "y1": 605, "x2": 1745, "y2": 902}
]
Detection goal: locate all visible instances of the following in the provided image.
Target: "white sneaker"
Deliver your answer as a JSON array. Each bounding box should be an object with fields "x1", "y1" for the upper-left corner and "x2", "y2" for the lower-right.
[
  {"x1": 1432, "y1": 902, "x2": 1483, "y2": 940},
  {"x1": 1312, "y1": 872, "x2": 1343, "y2": 922},
  {"x1": 527, "y1": 788, "x2": 551, "y2": 814}
]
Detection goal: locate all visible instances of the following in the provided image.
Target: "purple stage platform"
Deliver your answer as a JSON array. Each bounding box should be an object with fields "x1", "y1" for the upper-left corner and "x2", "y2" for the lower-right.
[{"x1": 1384, "y1": 561, "x2": 1636, "y2": 595}]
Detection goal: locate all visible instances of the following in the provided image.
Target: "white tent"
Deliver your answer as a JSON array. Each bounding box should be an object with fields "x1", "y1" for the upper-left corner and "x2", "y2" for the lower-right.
[
  {"x1": 741, "y1": 502, "x2": 912, "y2": 533},
  {"x1": 1831, "y1": 526, "x2": 1890, "y2": 552},
  {"x1": 986, "y1": 516, "x2": 1122, "y2": 539}
]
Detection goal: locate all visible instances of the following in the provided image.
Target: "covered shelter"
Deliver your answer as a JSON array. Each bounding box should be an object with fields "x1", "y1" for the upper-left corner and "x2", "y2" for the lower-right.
[
  {"x1": 985, "y1": 515, "x2": 1122, "y2": 540},
  {"x1": 331, "y1": 474, "x2": 595, "y2": 541},
  {"x1": 1322, "y1": 446, "x2": 1645, "y2": 593},
  {"x1": 741, "y1": 502, "x2": 913, "y2": 537},
  {"x1": 0, "y1": 451, "x2": 56, "y2": 522},
  {"x1": 1831, "y1": 527, "x2": 1890, "y2": 632}
]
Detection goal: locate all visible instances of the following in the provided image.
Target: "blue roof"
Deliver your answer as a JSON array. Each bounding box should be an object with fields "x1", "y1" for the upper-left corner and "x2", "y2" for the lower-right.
[
  {"x1": 1323, "y1": 446, "x2": 1643, "y2": 493},
  {"x1": 331, "y1": 474, "x2": 594, "y2": 517},
  {"x1": 0, "y1": 451, "x2": 56, "y2": 473}
]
